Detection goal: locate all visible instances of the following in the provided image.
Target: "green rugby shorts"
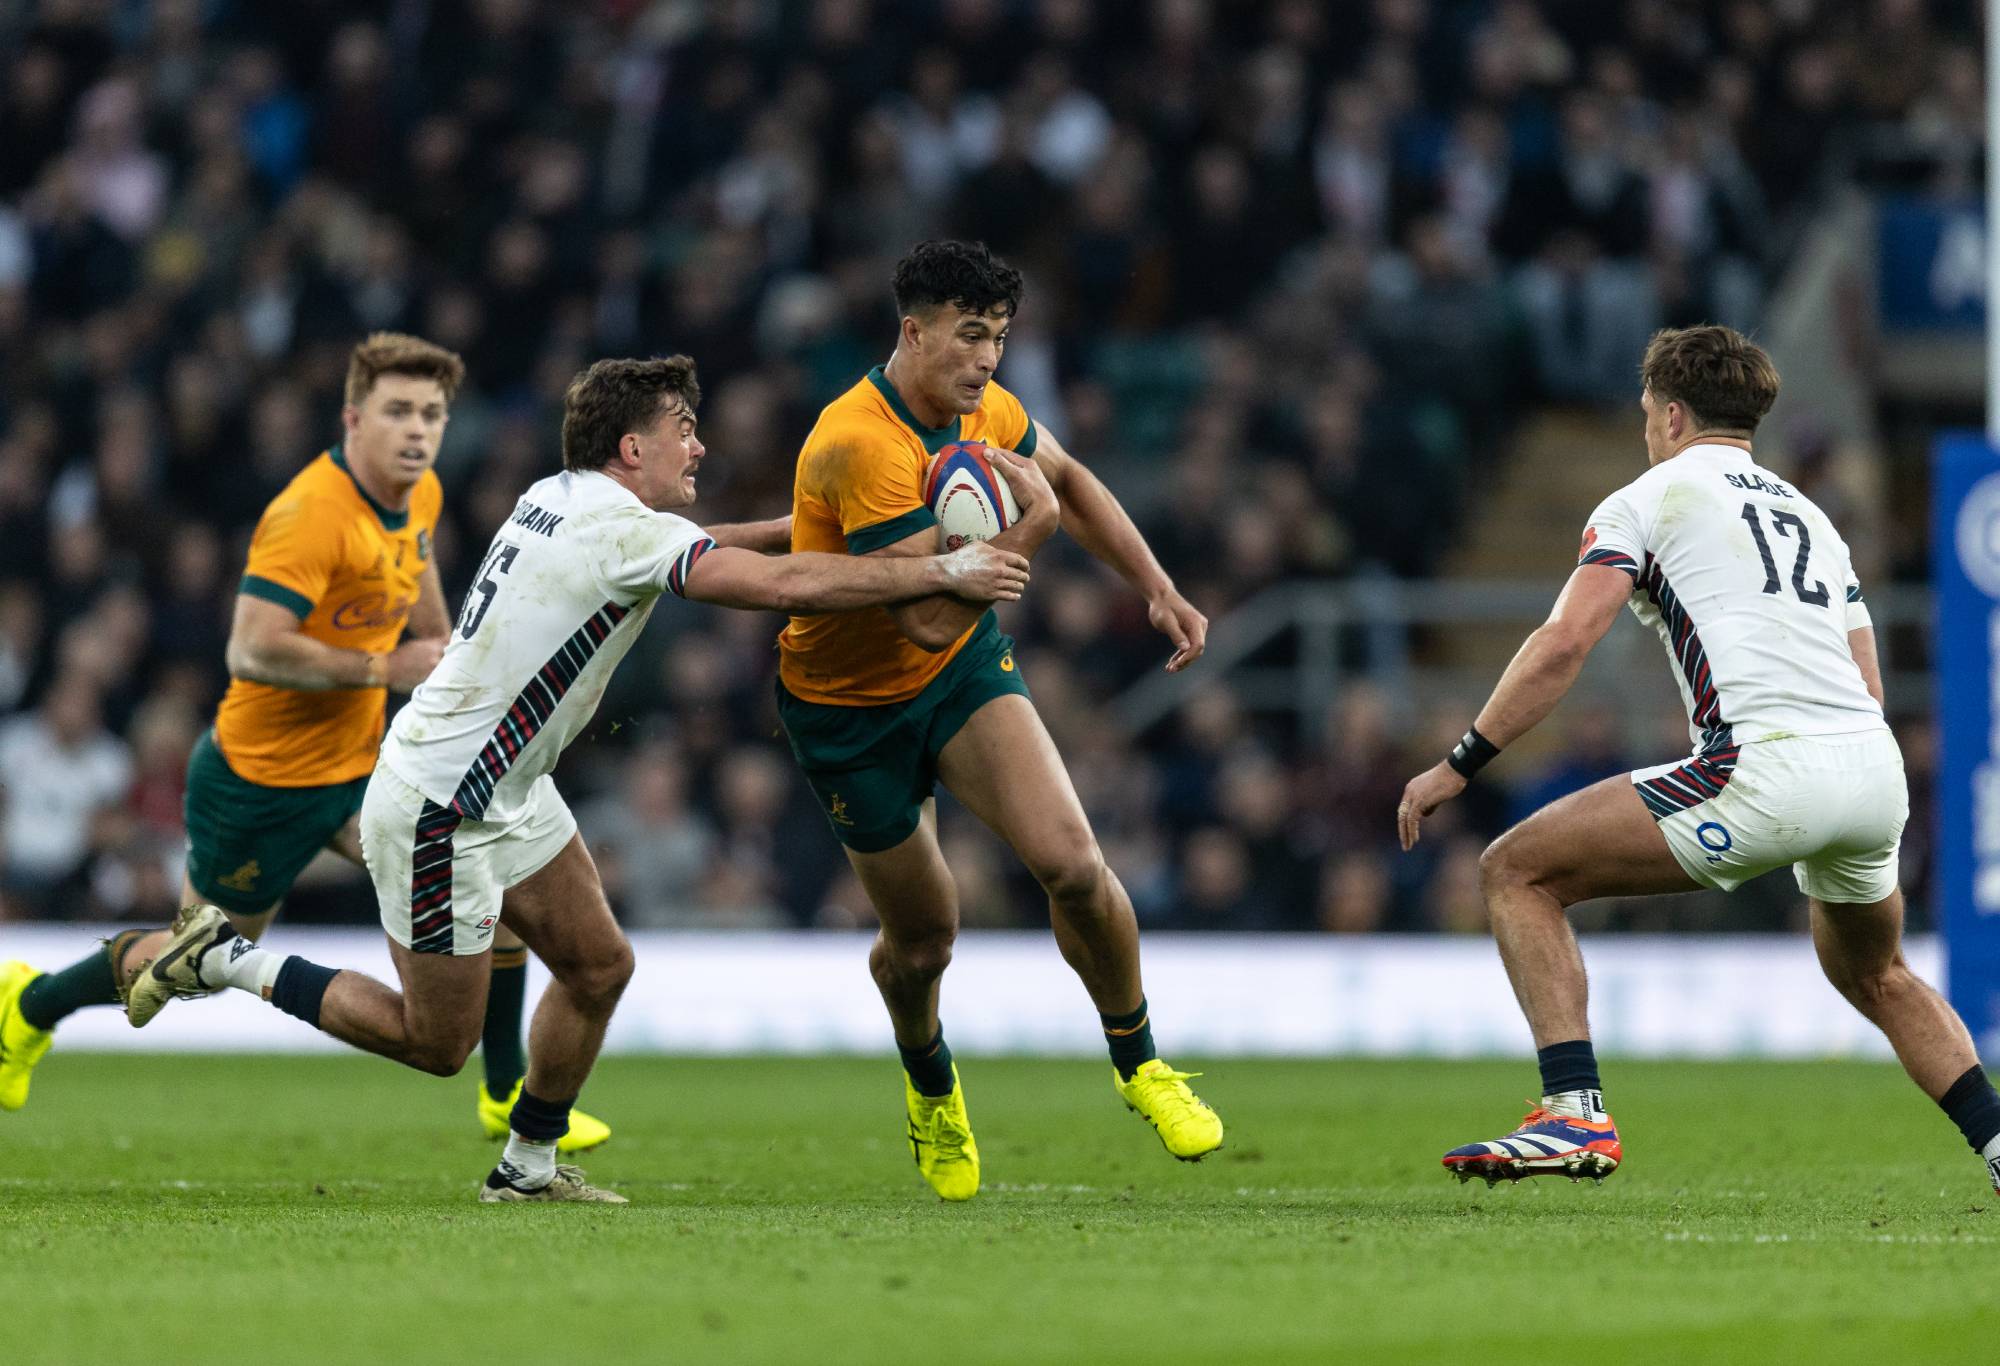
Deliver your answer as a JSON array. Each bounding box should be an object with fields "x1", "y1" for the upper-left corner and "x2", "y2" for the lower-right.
[
  {"x1": 182, "y1": 729, "x2": 369, "y2": 915},
  {"x1": 776, "y1": 612, "x2": 1031, "y2": 853}
]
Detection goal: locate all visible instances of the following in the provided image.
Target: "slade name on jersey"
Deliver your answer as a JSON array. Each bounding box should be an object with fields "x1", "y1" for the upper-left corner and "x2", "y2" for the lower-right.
[
  {"x1": 1579, "y1": 442, "x2": 1880, "y2": 752},
  {"x1": 1722, "y1": 471, "x2": 1794, "y2": 498}
]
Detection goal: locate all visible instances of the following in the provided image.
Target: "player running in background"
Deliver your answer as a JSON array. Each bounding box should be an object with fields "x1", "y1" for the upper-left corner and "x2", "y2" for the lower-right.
[
  {"x1": 123, "y1": 356, "x2": 1030, "y2": 1202},
  {"x1": 1, "y1": 334, "x2": 629, "y2": 1149},
  {"x1": 775, "y1": 240, "x2": 1221, "y2": 1201},
  {"x1": 1398, "y1": 325, "x2": 2000, "y2": 1195}
]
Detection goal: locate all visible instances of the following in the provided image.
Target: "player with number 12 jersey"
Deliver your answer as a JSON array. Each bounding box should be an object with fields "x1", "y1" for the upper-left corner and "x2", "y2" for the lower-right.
[{"x1": 1397, "y1": 325, "x2": 2000, "y2": 1198}]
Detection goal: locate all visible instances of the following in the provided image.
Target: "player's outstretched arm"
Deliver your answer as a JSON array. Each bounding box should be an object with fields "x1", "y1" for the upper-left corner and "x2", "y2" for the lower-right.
[
  {"x1": 705, "y1": 515, "x2": 793, "y2": 555},
  {"x1": 1396, "y1": 563, "x2": 1631, "y2": 850},
  {"x1": 1024, "y1": 421, "x2": 1207, "y2": 672},
  {"x1": 680, "y1": 542, "x2": 1029, "y2": 614},
  {"x1": 226, "y1": 594, "x2": 442, "y2": 693}
]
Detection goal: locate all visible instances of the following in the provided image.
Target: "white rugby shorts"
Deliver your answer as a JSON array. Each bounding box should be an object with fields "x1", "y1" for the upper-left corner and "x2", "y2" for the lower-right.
[
  {"x1": 1630, "y1": 728, "x2": 1907, "y2": 905},
  {"x1": 360, "y1": 765, "x2": 576, "y2": 955}
]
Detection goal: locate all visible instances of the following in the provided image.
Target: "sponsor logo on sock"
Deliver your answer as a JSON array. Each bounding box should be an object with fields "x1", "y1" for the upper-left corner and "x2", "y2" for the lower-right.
[
  {"x1": 228, "y1": 937, "x2": 256, "y2": 963},
  {"x1": 1987, "y1": 1155, "x2": 2000, "y2": 1190},
  {"x1": 494, "y1": 1155, "x2": 560, "y2": 1194}
]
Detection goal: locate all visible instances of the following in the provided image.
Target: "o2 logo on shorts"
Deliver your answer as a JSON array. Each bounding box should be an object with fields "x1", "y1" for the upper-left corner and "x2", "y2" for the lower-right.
[{"x1": 1695, "y1": 821, "x2": 1733, "y2": 866}]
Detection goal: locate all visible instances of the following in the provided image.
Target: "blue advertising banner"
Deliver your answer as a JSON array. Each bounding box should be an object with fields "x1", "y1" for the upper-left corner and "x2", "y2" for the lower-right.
[
  {"x1": 1879, "y1": 197, "x2": 1983, "y2": 332},
  {"x1": 1935, "y1": 433, "x2": 2000, "y2": 1053}
]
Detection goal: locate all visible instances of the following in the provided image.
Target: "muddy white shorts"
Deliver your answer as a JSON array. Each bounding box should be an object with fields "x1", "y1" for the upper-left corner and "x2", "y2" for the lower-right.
[
  {"x1": 360, "y1": 765, "x2": 576, "y2": 955},
  {"x1": 1631, "y1": 728, "x2": 1907, "y2": 905}
]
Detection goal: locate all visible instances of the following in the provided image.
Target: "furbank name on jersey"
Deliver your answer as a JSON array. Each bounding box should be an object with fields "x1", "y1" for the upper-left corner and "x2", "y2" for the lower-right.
[{"x1": 510, "y1": 501, "x2": 566, "y2": 537}]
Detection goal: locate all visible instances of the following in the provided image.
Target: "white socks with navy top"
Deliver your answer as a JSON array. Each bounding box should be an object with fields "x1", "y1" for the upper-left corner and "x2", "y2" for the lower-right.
[
  {"x1": 202, "y1": 935, "x2": 286, "y2": 999},
  {"x1": 1541, "y1": 1089, "x2": 1609, "y2": 1123},
  {"x1": 498, "y1": 1135, "x2": 558, "y2": 1190}
]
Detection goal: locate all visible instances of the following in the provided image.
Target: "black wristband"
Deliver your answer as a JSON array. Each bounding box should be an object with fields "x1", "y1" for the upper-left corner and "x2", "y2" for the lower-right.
[{"x1": 1446, "y1": 725, "x2": 1500, "y2": 780}]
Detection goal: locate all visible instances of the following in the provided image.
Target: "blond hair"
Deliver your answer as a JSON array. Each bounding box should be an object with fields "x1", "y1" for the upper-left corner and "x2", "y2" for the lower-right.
[{"x1": 344, "y1": 332, "x2": 466, "y2": 407}]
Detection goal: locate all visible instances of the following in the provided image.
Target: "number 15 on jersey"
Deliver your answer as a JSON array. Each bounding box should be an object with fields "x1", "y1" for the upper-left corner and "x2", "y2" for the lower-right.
[{"x1": 458, "y1": 542, "x2": 519, "y2": 639}]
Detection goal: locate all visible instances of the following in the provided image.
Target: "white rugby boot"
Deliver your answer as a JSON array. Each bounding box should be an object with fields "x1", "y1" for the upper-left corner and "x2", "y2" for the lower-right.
[
  {"x1": 125, "y1": 904, "x2": 236, "y2": 1027},
  {"x1": 479, "y1": 1161, "x2": 628, "y2": 1204}
]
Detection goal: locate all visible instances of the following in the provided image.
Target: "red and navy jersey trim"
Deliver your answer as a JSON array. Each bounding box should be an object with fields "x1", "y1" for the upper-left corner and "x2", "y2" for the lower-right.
[
  {"x1": 1640, "y1": 554, "x2": 1726, "y2": 742},
  {"x1": 448, "y1": 601, "x2": 632, "y2": 819},
  {"x1": 666, "y1": 537, "x2": 716, "y2": 598},
  {"x1": 1634, "y1": 552, "x2": 1738, "y2": 819},
  {"x1": 1579, "y1": 547, "x2": 1639, "y2": 577},
  {"x1": 1635, "y1": 739, "x2": 1740, "y2": 819},
  {"x1": 409, "y1": 800, "x2": 463, "y2": 954}
]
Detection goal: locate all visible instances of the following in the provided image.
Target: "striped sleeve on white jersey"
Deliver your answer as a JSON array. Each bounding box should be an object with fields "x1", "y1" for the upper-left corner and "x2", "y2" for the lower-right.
[
  {"x1": 1843, "y1": 571, "x2": 1871, "y2": 631},
  {"x1": 1577, "y1": 481, "x2": 1652, "y2": 579},
  {"x1": 587, "y1": 504, "x2": 718, "y2": 601}
]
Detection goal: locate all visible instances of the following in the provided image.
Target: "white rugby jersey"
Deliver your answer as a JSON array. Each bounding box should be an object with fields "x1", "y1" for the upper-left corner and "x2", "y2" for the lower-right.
[
  {"x1": 379, "y1": 470, "x2": 714, "y2": 823},
  {"x1": 1579, "y1": 443, "x2": 1883, "y2": 757}
]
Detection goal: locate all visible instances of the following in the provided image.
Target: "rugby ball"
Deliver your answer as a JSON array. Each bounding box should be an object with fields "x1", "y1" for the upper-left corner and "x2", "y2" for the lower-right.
[{"x1": 924, "y1": 440, "x2": 1020, "y2": 551}]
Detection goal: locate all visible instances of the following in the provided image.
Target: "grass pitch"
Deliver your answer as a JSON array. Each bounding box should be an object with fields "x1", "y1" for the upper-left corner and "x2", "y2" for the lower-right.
[{"x1": 1, "y1": 1054, "x2": 1994, "y2": 1364}]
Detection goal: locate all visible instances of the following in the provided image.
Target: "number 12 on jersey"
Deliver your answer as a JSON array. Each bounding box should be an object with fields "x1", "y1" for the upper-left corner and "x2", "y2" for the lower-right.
[
  {"x1": 458, "y1": 542, "x2": 519, "y2": 638},
  {"x1": 1739, "y1": 502, "x2": 1829, "y2": 607}
]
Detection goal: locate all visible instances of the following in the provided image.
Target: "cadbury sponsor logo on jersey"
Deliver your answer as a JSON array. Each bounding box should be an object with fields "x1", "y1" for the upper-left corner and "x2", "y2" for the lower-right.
[
  {"x1": 332, "y1": 592, "x2": 415, "y2": 630},
  {"x1": 510, "y1": 502, "x2": 565, "y2": 537},
  {"x1": 1724, "y1": 471, "x2": 1794, "y2": 498}
]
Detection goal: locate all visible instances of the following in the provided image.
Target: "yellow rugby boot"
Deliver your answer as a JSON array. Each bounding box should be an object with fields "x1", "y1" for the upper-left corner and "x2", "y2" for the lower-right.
[
  {"x1": 0, "y1": 961, "x2": 54, "y2": 1112},
  {"x1": 905, "y1": 1065, "x2": 980, "y2": 1201},
  {"x1": 1116, "y1": 1059, "x2": 1223, "y2": 1161},
  {"x1": 477, "y1": 1081, "x2": 612, "y2": 1154}
]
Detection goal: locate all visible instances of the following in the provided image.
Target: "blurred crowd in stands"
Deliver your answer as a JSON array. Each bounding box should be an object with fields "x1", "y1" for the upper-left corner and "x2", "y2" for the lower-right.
[{"x1": 0, "y1": 0, "x2": 1966, "y2": 933}]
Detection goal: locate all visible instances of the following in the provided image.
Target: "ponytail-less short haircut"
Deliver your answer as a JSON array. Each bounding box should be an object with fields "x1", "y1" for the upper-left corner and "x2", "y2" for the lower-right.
[
  {"x1": 1639, "y1": 325, "x2": 1780, "y2": 435},
  {"x1": 344, "y1": 332, "x2": 465, "y2": 406},
  {"x1": 892, "y1": 240, "x2": 1023, "y2": 320},
  {"x1": 560, "y1": 356, "x2": 701, "y2": 472}
]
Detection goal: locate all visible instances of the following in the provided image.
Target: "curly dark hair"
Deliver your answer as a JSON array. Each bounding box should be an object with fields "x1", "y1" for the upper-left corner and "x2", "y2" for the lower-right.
[
  {"x1": 892, "y1": 240, "x2": 1024, "y2": 320},
  {"x1": 561, "y1": 356, "x2": 700, "y2": 472}
]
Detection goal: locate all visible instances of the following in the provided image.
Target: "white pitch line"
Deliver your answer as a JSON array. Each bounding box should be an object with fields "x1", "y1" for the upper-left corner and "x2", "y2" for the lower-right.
[{"x1": 1662, "y1": 1230, "x2": 1997, "y2": 1246}]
